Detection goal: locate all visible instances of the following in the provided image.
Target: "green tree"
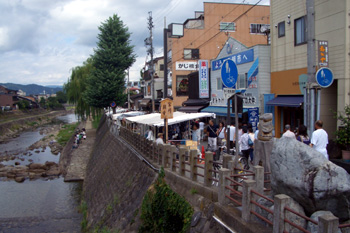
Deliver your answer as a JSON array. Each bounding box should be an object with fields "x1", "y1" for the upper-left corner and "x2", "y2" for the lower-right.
[
  {"x1": 56, "y1": 91, "x2": 67, "y2": 104},
  {"x1": 83, "y1": 14, "x2": 136, "y2": 112},
  {"x1": 39, "y1": 97, "x2": 46, "y2": 108}
]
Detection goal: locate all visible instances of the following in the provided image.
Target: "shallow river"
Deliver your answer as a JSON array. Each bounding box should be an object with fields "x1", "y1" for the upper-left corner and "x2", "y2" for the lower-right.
[{"x1": 0, "y1": 114, "x2": 83, "y2": 232}]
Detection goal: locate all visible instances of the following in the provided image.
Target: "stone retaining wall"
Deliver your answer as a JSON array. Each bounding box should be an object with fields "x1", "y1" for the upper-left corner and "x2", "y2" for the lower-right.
[{"x1": 83, "y1": 116, "x2": 156, "y2": 231}]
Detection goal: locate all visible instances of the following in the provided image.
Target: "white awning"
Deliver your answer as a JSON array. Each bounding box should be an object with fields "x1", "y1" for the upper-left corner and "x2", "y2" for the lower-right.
[
  {"x1": 153, "y1": 112, "x2": 215, "y2": 127},
  {"x1": 112, "y1": 111, "x2": 144, "y2": 120}
]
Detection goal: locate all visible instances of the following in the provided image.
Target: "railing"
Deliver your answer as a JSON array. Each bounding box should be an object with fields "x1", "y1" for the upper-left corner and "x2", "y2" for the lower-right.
[{"x1": 116, "y1": 125, "x2": 349, "y2": 233}]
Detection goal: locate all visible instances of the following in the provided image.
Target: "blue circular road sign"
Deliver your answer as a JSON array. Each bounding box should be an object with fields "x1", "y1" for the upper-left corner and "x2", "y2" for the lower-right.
[
  {"x1": 110, "y1": 101, "x2": 116, "y2": 108},
  {"x1": 221, "y1": 59, "x2": 238, "y2": 88},
  {"x1": 316, "y1": 67, "x2": 334, "y2": 88}
]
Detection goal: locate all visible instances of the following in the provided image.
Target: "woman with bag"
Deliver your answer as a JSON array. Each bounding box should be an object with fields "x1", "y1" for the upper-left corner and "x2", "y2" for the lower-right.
[{"x1": 216, "y1": 122, "x2": 226, "y2": 147}]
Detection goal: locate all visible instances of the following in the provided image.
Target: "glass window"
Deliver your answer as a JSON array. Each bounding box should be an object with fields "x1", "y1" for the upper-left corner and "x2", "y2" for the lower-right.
[
  {"x1": 184, "y1": 49, "x2": 199, "y2": 60},
  {"x1": 295, "y1": 16, "x2": 306, "y2": 45},
  {"x1": 237, "y1": 73, "x2": 247, "y2": 89},
  {"x1": 176, "y1": 76, "x2": 189, "y2": 96},
  {"x1": 220, "y1": 22, "x2": 236, "y2": 31},
  {"x1": 250, "y1": 24, "x2": 269, "y2": 34},
  {"x1": 159, "y1": 64, "x2": 164, "y2": 71},
  {"x1": 278, "y1": 21, "x2": 285, "y2": 37},
  {"x1": 217, "y1": 77, "x2": 223, "y2": 90}
]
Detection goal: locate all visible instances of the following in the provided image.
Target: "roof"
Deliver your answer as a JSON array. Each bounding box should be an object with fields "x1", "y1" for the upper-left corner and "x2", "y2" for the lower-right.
[{"x1": 266, "y1": 95, "x2": 304, "y2": 107}]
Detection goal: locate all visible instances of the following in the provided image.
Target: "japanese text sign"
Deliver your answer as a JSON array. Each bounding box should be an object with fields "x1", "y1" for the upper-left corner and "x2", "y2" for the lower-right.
[
  {"x1": 318, "y1": 40, "x2": 328, "y2": 67},
  {"x1": 211, "y1": 49, "x2": 254, "y2": 71},
  {"x1": 199, "y1": 60, "x2": 209, "y2": 98},
  {"x1": 160, "y1": 98, "x2": 174, "y2": 119},
  {"x1": 175, "y1": 62, "x2": 198, "y2": 71}
]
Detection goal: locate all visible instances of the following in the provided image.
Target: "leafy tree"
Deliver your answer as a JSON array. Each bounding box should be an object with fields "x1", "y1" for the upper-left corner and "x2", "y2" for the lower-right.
[
  {"x1": 83, "y1": 14, "x2": 136, "y2": 112},
  {"x1": 17, "y1": 100, "x2": 30, "y2": 109},
  {"x1": 56, "y1": 91, "x2": 67, "y2": 104}
]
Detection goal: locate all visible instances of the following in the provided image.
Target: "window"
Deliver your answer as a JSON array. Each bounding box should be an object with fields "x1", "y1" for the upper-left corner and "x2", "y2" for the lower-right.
[
  {"x1": 278, "y1": 21, "x2": 285, "y2": 37},
  {"x1": 237, "y1": 73, "x2": 247, "y2": 89},
  {"x1": 184, "y1": 49, "x2": 199, "y2": 59},
  {"x1": 250, "y1": 24, "x2": 269, "y2": 34},
  {"x1": 176, "y1": 76, "x2": 189, "y2": 96},
  {"x1": 220, "y1": 22, "x2": 236, "y2": 31},
  {"x1": 295, "y1": 16, "x2": 306, "y2": 45},
  {"x1": 217, "y1": 77, "x2": 223, "y2": 90},
  {"x1": 159, "y1": 64, "x2": 164, "y2": 71}
]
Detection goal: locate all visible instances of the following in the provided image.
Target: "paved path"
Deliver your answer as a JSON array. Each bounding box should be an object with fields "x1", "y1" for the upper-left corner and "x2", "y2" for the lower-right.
[{"x1": 64, "y1": 120, "x2": 95, "y2": 182}]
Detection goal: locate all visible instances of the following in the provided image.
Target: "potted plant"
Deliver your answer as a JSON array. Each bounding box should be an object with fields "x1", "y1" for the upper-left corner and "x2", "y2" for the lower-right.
[{"x1": 334, "y1": 105, "x2": 350, "y2": 161}]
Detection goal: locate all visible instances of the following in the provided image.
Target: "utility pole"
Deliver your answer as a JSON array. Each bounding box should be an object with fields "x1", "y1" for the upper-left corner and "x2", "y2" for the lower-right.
[
  {"x1": 147, "y1": 11, "x2": 155, "y2": 112},
  {"x1": 305, "y1": 0, "x2": 317, "y2": 135},
  {"x1": 163, "y1": 17, "x2": 168, "y2": 98},
  {"x1": 127, "y1": 68, "x2": 130, "y2": 110}
]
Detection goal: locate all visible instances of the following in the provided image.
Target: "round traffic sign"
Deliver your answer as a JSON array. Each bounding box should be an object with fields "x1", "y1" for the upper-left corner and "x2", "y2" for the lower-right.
[
  {"x1": 110, "y1": 101, "x2": 116, "y2": 108},
  {"x1": 221, "y1": 59, "x2": 238, "y2": 88},
  {"x1": 316, "y1": 67, "x2": 334, "y2": 88}
]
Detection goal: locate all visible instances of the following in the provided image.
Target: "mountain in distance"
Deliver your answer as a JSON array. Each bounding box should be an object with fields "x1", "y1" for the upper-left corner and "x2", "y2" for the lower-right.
[{"x1": 0, "y1": 83, "x2": 63, "y2": 95}]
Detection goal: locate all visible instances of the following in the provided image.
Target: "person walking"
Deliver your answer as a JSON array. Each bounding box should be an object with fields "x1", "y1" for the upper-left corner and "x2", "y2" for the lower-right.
[
  {"x1": 207, "y1": 120, "x2": 218, "y2": 151},
  {"x1": 310, "y1": 120, "x2": 329, "y2": 159},
  {"x1": 296, "y1": 124, "x2": 310, "y2": 145},
  {"x1": 216, "y1": 122, "x2": 226, "y2": 147},
  {"x1": 192, "y1": 123, "x2": 200, "y2": 147},
  {"x1": 239, "y1": 127, "x2": 250, "y2": 163},
  {"x1": 248, "y1": 127, "x2": 255, "y2": 163},
  {"x1": 282, "y1": 124, "x2": 296, "y2": 138},
  {"x1": 199, "y1": 121, "x2": 205, "y2": 140},
  {"x1": 225, "y1": 124, "x2": 236, "y2": 149}
]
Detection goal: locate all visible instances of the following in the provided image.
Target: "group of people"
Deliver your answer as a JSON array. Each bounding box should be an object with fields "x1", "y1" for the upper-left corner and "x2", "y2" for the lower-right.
[
  {"x1": 72, "y1": 128, "x2": 87, "y2": 149},
  {"x1": 282, "y1": 120, "x2": 329, "y2": 159}
]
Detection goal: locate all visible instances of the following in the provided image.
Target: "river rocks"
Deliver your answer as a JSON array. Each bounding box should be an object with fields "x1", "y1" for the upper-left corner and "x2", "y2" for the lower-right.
[
  {"x1": 14, "y1": 162, "x2": 20, "y2": 165},
  {"x1": 271, "y1": 137, "x2": 350, "y2": 221},
  {"x1": 15, "y1": 177, "x2": 25, "y2": 183},
  {"x1": 29, "y1": 163, "x2": 47, "y2": 170}
]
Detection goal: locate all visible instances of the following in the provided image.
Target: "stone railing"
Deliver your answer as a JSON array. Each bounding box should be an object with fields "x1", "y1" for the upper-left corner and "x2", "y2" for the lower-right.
[{"x1": 117, "y1": 126, "x2": 349, "y2": 233}]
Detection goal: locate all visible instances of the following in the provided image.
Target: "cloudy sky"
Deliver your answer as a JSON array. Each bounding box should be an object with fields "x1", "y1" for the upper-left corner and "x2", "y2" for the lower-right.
[{"x1": 0, "y1": 0, "x2": 269, "y2": 86}]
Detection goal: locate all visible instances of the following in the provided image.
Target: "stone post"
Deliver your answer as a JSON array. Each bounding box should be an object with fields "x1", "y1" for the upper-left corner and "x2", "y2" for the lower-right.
[
  {"x1": 178, "y1": 147, "x2": 186, "y2": 176},
  {"x1": 170, "y1": 145, "x2": 177, "y2": 172},
  {"x1": 273, "y1": 194, "x2": 291, "y2": 233},
  {"x1": 228, "y1": 160, "x2": 234, "y2": 171},
  {"x1": 190, "y1": 149, "x2": 198, "y2": 182},
  {"x1": 242, "y1": 180, "x2": 257, "y2": 222},
  {"x1": 204, "y1": 151, "x2": 213, "y2": 187},
  {"x1": 318, "y1": 213, "x2": 339, "y2": 233},
  {"x1": 253, "y1": 165, "x2": 264, "y2": 194},
  {"x1": 222, "y1": 154, "x2": 232, "y2": 169},
  {"x1": 218, "y1": 168, "x2": 230, "y2": 205},
  {"x1": 162, "y1": 145, "x2": 169, "y2": 168}
]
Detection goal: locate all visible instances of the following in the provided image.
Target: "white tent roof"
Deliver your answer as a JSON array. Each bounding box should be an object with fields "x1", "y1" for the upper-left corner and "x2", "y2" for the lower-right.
[
  {"x1": 125, "y1": 111, "x2": 215, "y2": 126},
  {"x1": 153, "y1": 112, "x2": 215, "y2": 127},
  {"x1": 112, "y1": 111, "x2": 144, "y2": 120}
]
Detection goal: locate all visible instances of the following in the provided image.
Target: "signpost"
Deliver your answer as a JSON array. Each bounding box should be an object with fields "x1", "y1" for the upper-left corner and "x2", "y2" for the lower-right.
[
  {"x1": 221, "y1": 60, "x2": 238, "y2": 88},
  {"x1": 160, "y1": 98, "x2": 174, "y2": 142},
  {"x1": 316, "y1": 67, "x2": 334, "y2": 88}
]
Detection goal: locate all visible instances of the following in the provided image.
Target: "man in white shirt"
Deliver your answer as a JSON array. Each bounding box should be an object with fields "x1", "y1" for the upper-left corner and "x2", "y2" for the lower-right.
[
  {"x1": 199, "y1": 121, "x2": 205, "y2": 140},
  {"x1": 310, "y1": 120, "x2": 329, "y2": 159},
  {"x1": 225, "y1": 124, "x2": 236, "y2": 149},
  {"x1": 282, "y1": 124, "x2": 296, "y2": 139}
]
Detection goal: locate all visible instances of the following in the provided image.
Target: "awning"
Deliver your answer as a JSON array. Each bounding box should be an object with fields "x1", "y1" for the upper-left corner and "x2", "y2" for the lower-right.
[
  {"x1": 201, "y1": 106, "x2": 246, "y2": 117},
  {"x1": 154, "y1": 112, "x2": 215, "y2": 127},
  {"x1": 178, "y1": 105, "x2": 206, "y2": 113},
  {"x1": 139, "y1": 99, "x2": 151, "y2": 107},
  {"x1": 266, "y1": 95, "x2": 304, "y2": 107}
]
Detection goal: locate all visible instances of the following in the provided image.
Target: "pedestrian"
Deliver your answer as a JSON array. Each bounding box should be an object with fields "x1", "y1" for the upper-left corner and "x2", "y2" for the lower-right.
[
  {"x1": 216, "y1": 121, "x2": 226, "y2": 147},
  {"x1": 296, "y1": 124, "x2": 310, "y2": 145},
  {"x1": 191, "y1": 123, "x2": 200, "y2": 146},
  {"x1": 146, "y1": 126, "x2": 154, "y2": 141},
  {"x1": 207, "y1": 119, "x2": 218, "y2": 151},
  {"x1": 225, "y1": 124, "x2": 235, "y2": 149},
  {"x1": 310, "y1": 120, "x2": 329, "y2": 159},
  {"x1": 156, "y1": 133, "x2": 164, "y2": 145},
  {"x1": 248, "y1": 127, "x2": 255, "y2": 162},
  {"x1": 199, "y1": 121, "x2": 205, "y2": 140},
  {"x1": 282, "y1": 124, "x2": 296, "y2": 138},
  {"x1": 240, "y1": 127, "x2": 250, "y2": 162}
]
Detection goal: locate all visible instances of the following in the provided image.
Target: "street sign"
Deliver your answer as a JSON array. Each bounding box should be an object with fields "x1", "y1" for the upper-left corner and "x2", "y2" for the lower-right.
[
  {"x1": 160, "y1": 98, "x2": 174, "y2": 119},
  {"x1": 110, "y1": 101, "x2": 116, "y2": 108},
  {"x1": 221, "y1": 59, "x2": 238, "y2": 88},
  {"x1": 316, "y1": 67, "x2": 334, "y2": 88},
  {"x1": 318, "y1": 40, "x2": 328, "y2": 67}
]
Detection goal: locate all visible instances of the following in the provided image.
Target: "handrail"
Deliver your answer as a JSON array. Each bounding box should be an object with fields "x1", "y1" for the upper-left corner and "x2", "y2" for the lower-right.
[
  {"x1": 284, "y1": 207, "x2": 318, "y2": 225},
  {"x1": 284, "y1": 218, "x2": 311, "y2": 233},
  {"x1": 251, "y1": 190, "x2": 274, "y2": 203},
  {"x1": 250, "y1": 210, "x2": 273, "y2": 226}
]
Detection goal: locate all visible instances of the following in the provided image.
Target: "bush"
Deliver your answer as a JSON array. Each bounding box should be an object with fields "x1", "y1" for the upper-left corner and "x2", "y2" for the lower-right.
[
  {"x1": 139, "y1": 168, "x2": 193, "y2": 233},
  {"x1": 56, "y1": 122, "x2": 79, "y2": 145},
  {"x1": 334, "y1": 105, "x2": 350, "y2": 151}
]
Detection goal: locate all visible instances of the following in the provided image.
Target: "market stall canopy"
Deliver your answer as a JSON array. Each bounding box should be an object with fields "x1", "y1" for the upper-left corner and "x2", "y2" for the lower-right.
[
  {"x1": 125, "y1": 112, "x2": 186, "y2": 125},
  {"x1": 153, "y1": 112, "x2": 215, "y2": 127},
  {"x1": 112, "y1": 111, "x2": 144, "y2": 120}
]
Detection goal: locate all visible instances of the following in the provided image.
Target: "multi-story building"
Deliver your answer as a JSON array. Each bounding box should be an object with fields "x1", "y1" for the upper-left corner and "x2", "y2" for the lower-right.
[
  {"x1": 0, "y1": 85, "x2": 19, "y2": 110},
  {"x1": 168, "y1": 2, "x2": 270, "y2": 108},
  {"x1": 140, "y1": 56, "x2": 165, "y2": 111},
  {"x1": 269, "y1": 0, "x2": 350, "y2": 138}
]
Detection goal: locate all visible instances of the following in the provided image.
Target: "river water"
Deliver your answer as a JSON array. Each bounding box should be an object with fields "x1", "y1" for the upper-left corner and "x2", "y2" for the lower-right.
[{"x1": 0, "y1": 114, "x2": 82, "y2": 232}]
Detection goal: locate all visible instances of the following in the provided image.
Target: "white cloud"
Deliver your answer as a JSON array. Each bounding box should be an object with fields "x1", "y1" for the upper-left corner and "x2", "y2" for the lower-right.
[{"x1": 0, "y1": 0, "x2": 270, "y2": 85}]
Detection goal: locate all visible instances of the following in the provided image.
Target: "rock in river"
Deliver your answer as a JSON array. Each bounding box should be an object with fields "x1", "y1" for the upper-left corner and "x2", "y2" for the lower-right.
[{"x1": 270, "y1": 137, "x2": 350, "y2": 221}]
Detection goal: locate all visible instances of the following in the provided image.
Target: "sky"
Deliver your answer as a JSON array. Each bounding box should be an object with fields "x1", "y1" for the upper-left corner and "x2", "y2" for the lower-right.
[{"x1": 0, "y1": 0, "x2": 269, "y2": 86}]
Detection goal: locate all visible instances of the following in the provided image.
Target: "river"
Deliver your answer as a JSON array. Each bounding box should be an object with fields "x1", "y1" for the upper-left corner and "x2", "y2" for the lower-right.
[{"x1": 0, "y1": 114, "x2": 82, "y2": 233}]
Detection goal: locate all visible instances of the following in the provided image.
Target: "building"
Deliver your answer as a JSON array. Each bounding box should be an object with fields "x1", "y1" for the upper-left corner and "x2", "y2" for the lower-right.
[
  {"x1": 140, "y1": 56, "x2": 165, "y2": 111},
  {"x1": 202, "y1": 37, "x2": 271, "y2": 130},
  {"x1": 0, "y1": 85, "x2": 19, "y2": 110},
  {"x1": 269, "y1": 0, "x2": 350, "y2": 138},
  {"x1": 168, "y1": 2, "x2": 270, "y2": 108}
]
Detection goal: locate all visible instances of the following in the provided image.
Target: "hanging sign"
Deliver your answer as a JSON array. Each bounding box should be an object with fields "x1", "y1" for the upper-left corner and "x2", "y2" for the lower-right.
[{"x1": 199, "y1": 60, "x2": 209, "y2": 98}]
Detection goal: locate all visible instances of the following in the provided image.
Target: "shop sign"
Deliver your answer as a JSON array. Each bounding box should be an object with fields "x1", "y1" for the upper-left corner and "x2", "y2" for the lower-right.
[
  {"x1": 175, "y1": 62, "x2": 198, "y2": 71},
  {"x1": 211, "y1": 49, "x2": 254, "y2": 71},
  {"x1": 248, "y1": 107, "x2": 259, "y2": 130},
  {"x1": 318, "y1": 40, "x2": 328, "y2": 67},
  {"x1": 198, "y1": 60, "x2": 209, "y2": 98}
]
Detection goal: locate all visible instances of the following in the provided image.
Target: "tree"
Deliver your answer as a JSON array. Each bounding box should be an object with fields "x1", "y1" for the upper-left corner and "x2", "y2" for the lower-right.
[
  {"x1": 83, "y1": 14, "x2": 136, "y2": 112},
  {"x1": 56, "y1": 91, "x2": 67, "y2": 104}
]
